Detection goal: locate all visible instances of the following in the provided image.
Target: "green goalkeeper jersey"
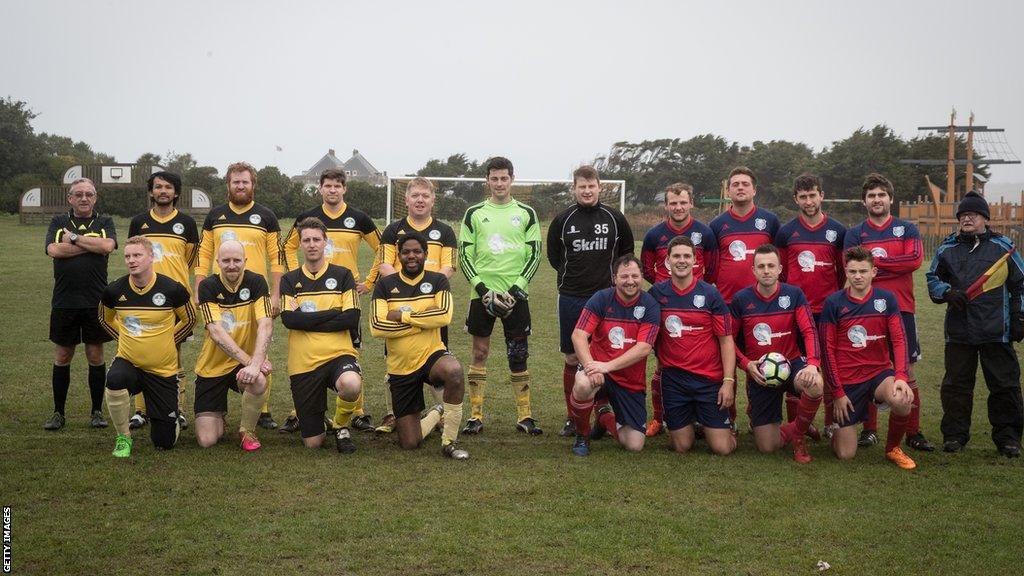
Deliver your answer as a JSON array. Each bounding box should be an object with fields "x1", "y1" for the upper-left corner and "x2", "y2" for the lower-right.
[{"x1": 459, "y1": 198, "x2": 542, "y2": 297}]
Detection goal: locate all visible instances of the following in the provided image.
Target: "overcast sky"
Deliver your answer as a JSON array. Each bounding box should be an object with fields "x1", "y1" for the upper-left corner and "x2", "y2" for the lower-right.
[{"x1": 4, "y1": 0, "x2": 1022, "y2": 189}]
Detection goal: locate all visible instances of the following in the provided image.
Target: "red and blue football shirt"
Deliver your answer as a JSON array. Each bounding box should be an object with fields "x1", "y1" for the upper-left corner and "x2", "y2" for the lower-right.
[
  {"x1": 575, "y1": 287, "x2": 661, "y2": 392},
  {"x1": 649, "y1": 279, "x2": 732, "y2": 382},
  {"x1": 640, "y1": 218, "x2": 717, "y2": 284},
  {"x1": 843, "y1": 216, "x2": 923, "y2": 313},
  {"x1": 709, "y1": 207, "x2": 780, "y2": 303},
  {"x1": 775, "y1": 214, "x2": 846, "y2": 313},
  {"x1": 729, "y1": 282, "x2": 819, "y2": 369}
]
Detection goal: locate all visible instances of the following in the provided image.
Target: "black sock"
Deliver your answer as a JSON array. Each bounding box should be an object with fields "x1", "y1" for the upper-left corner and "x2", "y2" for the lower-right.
[
  {"x1": 88, "y1": 364, "x2": 106, "y2": 413},
  {"x1": 53, "y1": 364, "x2": 71, "y2": 415}
]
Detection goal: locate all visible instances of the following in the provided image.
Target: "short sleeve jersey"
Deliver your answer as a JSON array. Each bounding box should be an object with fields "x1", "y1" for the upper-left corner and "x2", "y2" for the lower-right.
[
  {"x1": 283, "y1": 203, "x2": 382, "y2": 286},
  {"x1": 574, "y1": 287, "x2": 661, "y2": 392},
  {"x1": 774, "y1": 214, "x2": 846, "y2": 313},
  {"x1": 99, "y1": 273, "x2": 193, "y2": 377},
  {"x1": 709, "y1": 207, "x2": 780, "y2": 302},
  {"x1": 194, "y1": 271, "x2": 271, "y2": 378},
  {"x1": 819, "y1": 287, "x2": 907, "y2": 393},
  {"x1": 648, "y1": 279, "x2": 732, "y2": 381},
  {"x1": 196, "y1": 201, "x2": 283, "y2": 279},
  {"x1": 459, "y1": 199, "x2": 542, "y2": 295},
  {"x1": 377, "y1": 217, "x2": 457, "y2": 274},
  {"x1": 129, "y1": 209, "x2": 199, "y2": 290},
  {"x1": 641, "y1": 218, "x2": 717, "y2": 284},
  {"x1": 843, "y1": 216, "x2": 923, "y2": 313},
  {"x1": 728, "y1": 283, "x2": 819, "y2": 369},
  {"x1": 280, "y1": 263, "x2": 358, "y2": 376},
  {"x1": 47, "y1": 211, "x2": 118, "y2": 308}
]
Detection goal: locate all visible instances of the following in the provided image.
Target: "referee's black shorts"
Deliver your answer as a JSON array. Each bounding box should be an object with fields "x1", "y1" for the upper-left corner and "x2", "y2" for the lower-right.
[
  {"x1": 50, "y1": 307, "x2": 113, "y2": 346},
  {"x1": 289, "y1": 355, "x2": 361, "y2": 438}
]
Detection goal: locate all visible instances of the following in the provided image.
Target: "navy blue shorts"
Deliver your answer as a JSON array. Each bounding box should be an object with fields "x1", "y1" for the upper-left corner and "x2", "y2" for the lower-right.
[
  {"x1": 747, "y1": 357, "x2": 807, "y2": 427},
  {"x1": 600, "y1": 373, "x2": 647, "y2": 433},
  {"x1": 901, "y1": 312, "x2": 921, "y2": 363},
  {"x1": 838, "y1": 369, "x2": 895, "y2": 428},
  {"x1": 558, "y1": 294, "x2": 589, "y2": 354},
  {"x1": 661, "y1": 368, "x2": 731, "y2": 430}
]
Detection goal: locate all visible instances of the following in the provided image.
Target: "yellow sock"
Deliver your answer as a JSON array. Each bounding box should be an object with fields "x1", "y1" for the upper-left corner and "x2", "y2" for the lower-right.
[
  {"x1": 442, "y1": 402, "x2": 463, "y2": 445},
  {"x1": 239, "y1": 387, "x2": 266, "y2": 434},
  {"x1": 384, "y1": 380, "x2": 395, "y2": 417},
  {"x1": 336, "y1": 389, "x2": 366, "y2": 423},
  {"x1": 511, "y1": 371, "x2": 532, "y2": 421},
  {"x1": 334, "y1": 395, "x2": 358, "y2": 428},
  {"x1": 420, "y1": 408, "x2": 441, "y2": 439},
  {"x1": 134, "y1": 393, "x2": 146, "y2": 413},
  {"x1": 105, "y1": 388, "x2": 132, "y2": 435},
  {"x1": 260, "y1": 373, "x2": 273, "y2": 413},
  {"x1": 468, "y1": 366, "x2": 486, "y2": 421}
]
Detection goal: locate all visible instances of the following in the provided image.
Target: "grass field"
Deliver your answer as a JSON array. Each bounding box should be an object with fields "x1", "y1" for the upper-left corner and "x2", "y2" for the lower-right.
[{"x1": 1, "y1": 213, "x2": 1021, "y2": 576}]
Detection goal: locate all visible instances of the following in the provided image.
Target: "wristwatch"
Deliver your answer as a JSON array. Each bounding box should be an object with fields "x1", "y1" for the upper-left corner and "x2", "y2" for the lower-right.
[{"x1": 69, "y1": 233, "x2": 79, "y2": 244}]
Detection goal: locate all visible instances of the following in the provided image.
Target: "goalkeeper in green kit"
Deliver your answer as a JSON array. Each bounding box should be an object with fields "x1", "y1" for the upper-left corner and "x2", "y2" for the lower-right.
[{"x1": 458, "y1": 157, "x2": 544, "y2": 435}]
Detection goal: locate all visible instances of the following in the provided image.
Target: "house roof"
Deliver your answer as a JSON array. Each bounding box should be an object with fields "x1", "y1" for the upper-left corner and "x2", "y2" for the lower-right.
[
  {"x1": 343, "y1": 149, "x2": 380, "y2": 175},
  {"x1": 304, "y1": 149, "x2": 345, "y2": 176}
]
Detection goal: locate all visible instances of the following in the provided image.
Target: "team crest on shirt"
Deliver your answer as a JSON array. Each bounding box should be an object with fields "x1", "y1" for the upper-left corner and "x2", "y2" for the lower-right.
[
  {"x1": 344, "y1": 217, "x2": 356, "y2": 229},
  {"x1": 249, "y1": 214, "x2": 261, "y2": 225},
  {"x1": 220, "y1": 230, "x2": 238, "y2": 242},
  {"x1": 429, "y1": 229, "x2": 441, "y2": 240},
  {"x1": 300, "y1": 301, "x2": 317, "y2": 312},
  {"x1": 826, "y1": 229, "x2": 838, "y2": 242},
  {"x1": 420, "y1": 282, "x2": 433, "y2": 293},
  {"x1": 778, "y1": 295, "x2": 791, "y2": 309},
  {"x1": 874, "y1": 298, "x2": 887, "y2": 313},
  {"x1": 608, "y1": 326, "x2": 626, "y2": 350},
  {"x1": 693, "y1": 294, "x2": 705, "y2": 308},
  {"x1": 152, "y1": 293, "x2": 166, "y2": 306},
  {"x1": 871, "y1": 247, "x2": 888, "y2": 258},
  {"x1": 633, "y1": 306, "x2": 646, "y2": 319},
  {"x1": 152, "y1": 241, "x2": 165, "y2": 262},
  {"x1": 400, "y1": 305, "x2": 413, "y2": 312},
  {"x1": 172, "y1": 222, "x2": 185, "y2": 235},
  {"x1": 325, "y1": 278, "x2": 338, "y2": 290},
  {"x1": 690, "y1": 232, "x2": 702, "y2": 245},
  {"x1": 893, "y1": 226, "x2": 905, "y2": 238},
  {"x1": 239, "y1": 288, "x2": 251, "y2": 301},
  {"x1": 755, "y1": 218, "x2": 767, "y2": 231},
  {"x1": 510, "y1": 215, "x2": 522, "y2": 227}
]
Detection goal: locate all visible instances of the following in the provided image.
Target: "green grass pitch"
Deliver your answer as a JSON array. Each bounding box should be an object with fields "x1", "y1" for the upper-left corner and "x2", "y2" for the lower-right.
[{"x1": 1, "y1": 214, "x2": 1020, "y2": 575}]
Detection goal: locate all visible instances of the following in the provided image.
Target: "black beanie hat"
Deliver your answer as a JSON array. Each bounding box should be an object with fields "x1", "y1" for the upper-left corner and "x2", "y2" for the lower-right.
[{"x1": 956, "y1": 190, "x2": 990, "y2": 220}]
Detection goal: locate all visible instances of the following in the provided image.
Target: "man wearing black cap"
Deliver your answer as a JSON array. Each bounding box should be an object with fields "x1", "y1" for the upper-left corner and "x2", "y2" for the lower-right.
[{"x1": 926, "y1": 191, "x2": 1024, "y2": 457}]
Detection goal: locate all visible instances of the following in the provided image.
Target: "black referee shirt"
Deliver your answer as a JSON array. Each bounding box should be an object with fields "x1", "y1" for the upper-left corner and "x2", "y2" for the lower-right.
[
  {"x1": 46, "y1": 211, "x2": 117, "y2": 308},
  {"x1": 546, "y1": 202, "x2": 634, "y2": 297}
]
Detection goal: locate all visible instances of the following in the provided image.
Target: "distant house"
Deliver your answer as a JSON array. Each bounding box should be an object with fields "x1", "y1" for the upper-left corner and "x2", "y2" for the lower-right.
[{"x1": 294, "y1": 149, "x2": 386, "y2": 187}]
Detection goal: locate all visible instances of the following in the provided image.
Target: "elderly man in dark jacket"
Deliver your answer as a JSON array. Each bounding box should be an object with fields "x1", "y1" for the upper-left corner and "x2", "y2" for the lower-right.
[{"x1": 927, "y1": 191, "x2": 1024, "y2": 457}]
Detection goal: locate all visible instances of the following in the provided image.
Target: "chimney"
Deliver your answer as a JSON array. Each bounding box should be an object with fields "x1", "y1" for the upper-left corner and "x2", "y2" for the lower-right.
[
  {"x1": 352, "y1": 149, "x2": 359, "y2": 156},
  {"x1": 329, "y1": 149, "x2": 336, "y2": 157}
]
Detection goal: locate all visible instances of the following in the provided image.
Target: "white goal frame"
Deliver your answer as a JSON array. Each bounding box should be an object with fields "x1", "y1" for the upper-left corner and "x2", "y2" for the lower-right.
[{"x1": 385, "y1": 176, "x2": 627, "y2": 222}]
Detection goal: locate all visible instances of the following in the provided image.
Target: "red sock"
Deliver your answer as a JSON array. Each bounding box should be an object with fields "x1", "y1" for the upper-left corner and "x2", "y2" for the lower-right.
[
  {"x1": 907, "y1": 379, "x2": 921, "y2": 436},
  {"x1": 562, "y1": 364, "x2": 576, "y2": 418},
  {"x1": 823, "y1": 386, "x2": 834, "y2": 427},
  {"x1": 650, "y1": 369, "x2": 663, "y2": 422},
  {"x1": 793, "y1": 394, "x2": 822, "y2": 436},
  {"x1": 785, "y1": 392, "x2": 799, "y2": 423},
  {"x1": 598, "y1": 409, "x2": 619, "y2": 441},
  {"x1": 568, "y1": 394, "x2": 594, "y2": 437},
  {"x1": 865, "y1": 402, "x2": 878, "y2": 432},
  {"x1": 886, "y1": 411, "x2": 909, "y2": 452}
]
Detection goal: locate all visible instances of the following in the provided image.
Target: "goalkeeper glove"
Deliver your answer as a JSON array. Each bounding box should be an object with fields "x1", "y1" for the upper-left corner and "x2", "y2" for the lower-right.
[{"x1": 508, "y1": 285, "x2": 528, "y2": 302}]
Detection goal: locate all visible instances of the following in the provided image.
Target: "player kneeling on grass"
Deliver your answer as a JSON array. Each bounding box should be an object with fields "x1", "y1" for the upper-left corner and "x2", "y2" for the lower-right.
[
  {"x1": 820, "y1": 246, "x2": 917, "y2": 470},
  {"x1": 649, "y1": 236, "x2": 737, "y2": 456},
  {"x1": 99, "y1": 236, "x2": 195, "y2": 457},
  {"x1": 567, "y1": 255, "x2": 660, "y2": 456},
  {"x1": 279, "y1": 218, "x2": 363, "y2": 452},
  {"x1": 370, "y1": 233, "x2": 468, "y2": 459},
  {"x1": 193, "y1": 240, "x2": 273, "y2": 452},
  {"x1": 729, "y1": 245, "x2": 823, "y2": 463}
]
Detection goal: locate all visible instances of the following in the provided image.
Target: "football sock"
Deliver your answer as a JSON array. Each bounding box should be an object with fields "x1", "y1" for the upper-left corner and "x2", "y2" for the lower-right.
[
  {"x1": 420, "y1": 408, "x2": 441, "y2": 439},
  {"x1": 333, "y1": 395, "x2": 358, "y2": 428},
  {"x1": 239, "y1": 388, "x2": 266, "y2": 434},
  {"x1": 105, "y1": 388, "x2": 132, "y2": 436},
  {"x1": 468, "y1": 366, "x2": 486, "y2": 421},
  {"x1": 134, "y1": 393, "x2": 147, "y2": 413},
  {"x1": 650, "y1": 369, "x2": 663, "y2": 422},
  {"x1": 793, "y1": 393, "x2": 822, "y2": 436},
  {"x1": 598, "y1": 410, "x2": 619, "y2": 441},
  {"x1": 52, "y1": 364, "x2": 71, "y2": 415},
  {"x1": 441, "y1": 402, "x2": 463, "y2": 445},
  {"x1": 886, "y1": 411, "x2": 910, "y2": 452},
  {"x1": 568, "y1": 394, "x2": 594, "y2": 437},
  {"x1": 865, "y1": 403, "x2": 878, "y2": 432},
  {"x1": 511, "y1": 371, "x2": 532, "y2": 421},
  {"x1": 383, "y1": 383, "x2": 394, "y2": 418},
  {"x1": 785, "y1": 392, "x2": 799, "y2": 423},
  {"x1": 353, "y1": 388, "x2": 366, "y2": 417},
  {"x1": 907, "y1": 379, "x2": 921, "y2": 435},
  {"x1": 260, "y1": 375, "x2": 272, "y2": 413},
  {"x1": 336, "y1": 390, "x2": 366, "y2": 423},
  {"x1": 87, "y1": 363, "x2": 106, "y2": 413},
  {"x1": 562, "y1": 363, "x2": 575, "y2": 417}
]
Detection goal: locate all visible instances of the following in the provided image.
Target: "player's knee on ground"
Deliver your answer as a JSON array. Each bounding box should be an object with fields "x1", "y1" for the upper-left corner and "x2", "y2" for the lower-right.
[
  {"x1": 335, "y1": 373, "x2": 362, "y2": 402},
  {"x1": 302, "y1": 434, "x2": 326, "y2": 449},
  {"x1": 705, "y1": 429, "x2": 736, "y2": 456},
  {"x1": 506, "y1": 337, "x2": 529, "y2": 372},
  {"x1": 194, "y1": 413, "x2": 223, "y2": 448},
  {"x1": 151, "y1": 419, "x2": 178, "y2": 450},
  {"x1": 752, "y1": 425, "x2": 783, "y2": 453},
  {"x1": 831, "y1": 429, "x2": 858, "y2": 459},
  {"x1": 670, "y1": 428, "x2": 695, "y2": 453},
  {"x1": 619, "y1": 428, "x2": 645, "y2": 452}
]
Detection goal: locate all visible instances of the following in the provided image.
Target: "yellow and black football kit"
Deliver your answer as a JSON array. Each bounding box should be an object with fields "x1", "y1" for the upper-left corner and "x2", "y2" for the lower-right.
[
  {"x1": 376, "y1": 216, "x2": 456, "y2": 276},
  {"x1": 280, "y1": 263, "x2": 361, "y2": 438},
  {"x1": 282, "y1": 203, "x2": 381, "y2": 288},
  {"x1": 196, "y1": 201, "x2": 284, "y2": 280},
  {"x1": 129, "y1": 209, "x2": 199, "y2": 290}
]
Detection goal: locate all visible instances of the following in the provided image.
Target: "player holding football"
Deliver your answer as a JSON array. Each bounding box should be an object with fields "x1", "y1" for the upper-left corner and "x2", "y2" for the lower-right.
[
  {"x1": 729, "y1": 244, "x2": 822, "y2": 463},
  {"x1": 819, "y1": 246, "x2": 917, "y2": 469},
  {"x1": 193, "y1": 240, "x2": 273, "y2": 452},
  {"x1": 458, "y1": 157, "x2": 543, "y2": 436},
  {"x1": 843, "y1": 173, "x2": 934, "y2": 452},
  {"x1": 370, "y1": 233, "x2": 469, "y2": 459},
  {"x1": 567, "y1": 255, "x2": 660, "y2": 456},
  {"x1": 774, "y1": 174, "x2": 844, "y2": 437},
  {"x1": 547, "y1": 165, "x2": 634, "y2": 438},
  {"x1": 640, "y1": 182, "x2": 717, "y2": 437},
  {"x1": 649, "y1": 236, "x2": 737, "y2": 455}
]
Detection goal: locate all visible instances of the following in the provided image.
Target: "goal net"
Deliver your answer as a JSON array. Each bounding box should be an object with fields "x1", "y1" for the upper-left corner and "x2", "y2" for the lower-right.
[{"x1": 385, "y1": 176, "x2": 627, "y2": 223}]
